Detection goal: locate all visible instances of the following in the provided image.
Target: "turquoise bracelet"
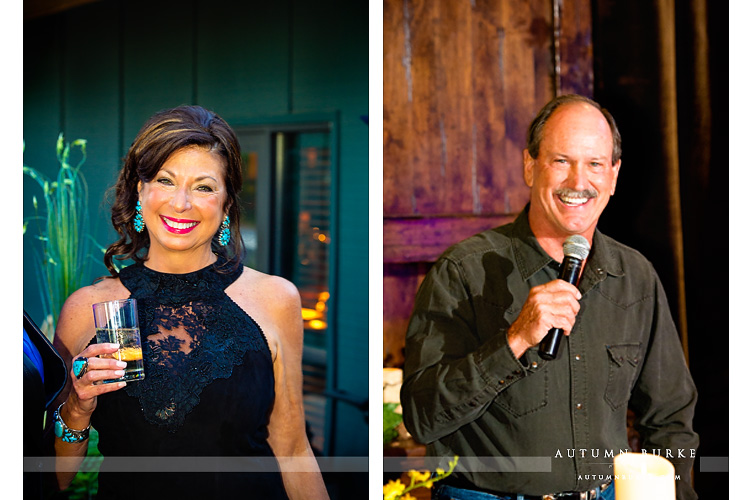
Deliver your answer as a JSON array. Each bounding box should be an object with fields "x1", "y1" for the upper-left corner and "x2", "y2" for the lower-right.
[{"x1": 53, "y1": 402, "x2": 91, "y2": 443}]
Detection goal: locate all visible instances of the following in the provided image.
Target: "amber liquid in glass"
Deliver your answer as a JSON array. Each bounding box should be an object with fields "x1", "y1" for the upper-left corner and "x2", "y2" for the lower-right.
[{"x1": 96, "y1": 328, "x2": 145, "y2": 382}]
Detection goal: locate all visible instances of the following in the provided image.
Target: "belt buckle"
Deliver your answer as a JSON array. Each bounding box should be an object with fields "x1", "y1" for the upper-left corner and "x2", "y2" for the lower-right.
[{"x1": 541, "y1": 489, "x2": 597, "y2": 500}]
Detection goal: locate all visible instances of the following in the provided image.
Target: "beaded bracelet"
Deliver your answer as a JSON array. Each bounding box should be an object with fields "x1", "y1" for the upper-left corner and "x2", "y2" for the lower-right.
[{"x1": 53, "y1": 402, "x2": 91, "y2": 443}]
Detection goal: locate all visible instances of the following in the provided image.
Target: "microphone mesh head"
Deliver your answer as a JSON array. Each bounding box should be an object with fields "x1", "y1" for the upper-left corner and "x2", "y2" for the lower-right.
[{"x1": 563, "y1": 234, "x2": 590, "y2": 260}]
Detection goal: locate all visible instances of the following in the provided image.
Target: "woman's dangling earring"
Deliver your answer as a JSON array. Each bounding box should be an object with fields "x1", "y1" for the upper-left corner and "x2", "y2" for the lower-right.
[
  {"x1": 134, "y1": 201, "x2": 145, "y2": 233},
  {"x1": 218, "y1": 215, "x2": 231, "y2": 246}
]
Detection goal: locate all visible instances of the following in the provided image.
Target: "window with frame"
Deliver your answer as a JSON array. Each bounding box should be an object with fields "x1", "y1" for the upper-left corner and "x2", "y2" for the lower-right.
[{"x1": 236, "y1": 123, "x2": 333, "y2": 454}]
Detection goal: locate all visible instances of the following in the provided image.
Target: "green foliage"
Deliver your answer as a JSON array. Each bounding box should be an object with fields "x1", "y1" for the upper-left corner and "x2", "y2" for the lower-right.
[
  {"x1": 384, "y1": 402, "x2": 403, "y2": 445},
  {"x1": 23, "y1": 134, "x2": 107, "y2": 339}
]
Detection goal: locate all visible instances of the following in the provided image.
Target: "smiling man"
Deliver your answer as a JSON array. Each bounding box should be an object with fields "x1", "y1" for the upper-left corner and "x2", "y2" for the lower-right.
[
  {"x1": 524, "y1": 100, "x2": 620, "y2": 254},
  {"x1": 400, "y1": 95, "x2": 698, "y2": 500}
]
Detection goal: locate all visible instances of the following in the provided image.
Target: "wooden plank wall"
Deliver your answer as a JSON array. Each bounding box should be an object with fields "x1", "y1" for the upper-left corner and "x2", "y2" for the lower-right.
[{"x1": 383, "y1": 0, "x2": 592, "y2": 366}]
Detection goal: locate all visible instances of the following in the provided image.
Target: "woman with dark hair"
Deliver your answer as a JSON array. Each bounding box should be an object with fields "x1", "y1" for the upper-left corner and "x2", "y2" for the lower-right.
[{"x1": 50, "y1": 105, "x2": 328, "y2": 499}]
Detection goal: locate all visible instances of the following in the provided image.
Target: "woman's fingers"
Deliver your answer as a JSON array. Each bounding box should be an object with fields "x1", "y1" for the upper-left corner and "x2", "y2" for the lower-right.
[
  {"x1": 77, "y1": 360, "x2": 127, "y2": 384},
  {"x1": 77, "y1": 342, "x2": 122, "y2": 359},
  {"x1": 85, "y1": 355, "x2": 127, "y2": 373},
  {"x1": 69, "y1": 343, "x2": 129, "y2": 407}
]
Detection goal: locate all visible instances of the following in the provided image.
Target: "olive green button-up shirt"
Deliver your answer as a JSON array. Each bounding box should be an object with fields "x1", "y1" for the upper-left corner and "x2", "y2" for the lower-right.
[{"x1": 401, "y1": 207, "x2": 698, "y2": 499}]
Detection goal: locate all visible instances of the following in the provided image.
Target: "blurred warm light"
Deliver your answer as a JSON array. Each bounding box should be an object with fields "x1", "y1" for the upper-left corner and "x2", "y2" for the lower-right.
[
  {"x1": 309, "y1": 319, "x2": 327, "y2": 330},
  {"x1": 302, "y1": 292, "x2": 329, "y2": 330},
  {"x1": 245, "y1": 152, "x2": 258, "y2": 179},
  {"x1": 315, "y1": 291, "x2": 330, "y2": 313},
  {"x1": 301, "y1": 308, "x2": 323, "y2": 321},
  {"x1": 304, "y1": 147, "x2": 318, "y2": 167},
  {"x1": 317, "y1": 234, "x2": 327, "y2": 243}
]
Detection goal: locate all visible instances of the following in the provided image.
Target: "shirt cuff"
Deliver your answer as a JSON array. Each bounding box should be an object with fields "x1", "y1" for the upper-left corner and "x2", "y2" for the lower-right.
[{"x1": 475, "y1": 330, "x2": 543, "y2": 393}]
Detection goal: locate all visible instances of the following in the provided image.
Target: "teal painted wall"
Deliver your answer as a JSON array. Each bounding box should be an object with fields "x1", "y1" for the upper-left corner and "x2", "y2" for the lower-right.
[{"x1": 23, "y1": 0, "x2": 368, "y2": 458}]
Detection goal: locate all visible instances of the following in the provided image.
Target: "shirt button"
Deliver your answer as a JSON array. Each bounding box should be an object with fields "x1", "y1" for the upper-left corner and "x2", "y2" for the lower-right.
[
  {"x1": 499, "y1": 380, "x2": 505, "y2": 385},
  {"x1": 596, "y1": 268, "x2": 604, "y2": 275},
  {"x1": 576, "y1": 403, "x2": 583, "y2": 410},
  {"x1": 575, "y1": 355, "x2": 581, "y2": 361},
  {"x1": 531, "y1": 362, "x2": 538, "y2": 369}
]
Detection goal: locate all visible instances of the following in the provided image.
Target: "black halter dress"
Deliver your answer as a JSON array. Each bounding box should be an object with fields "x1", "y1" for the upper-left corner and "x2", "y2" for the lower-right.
[{"x1": 91, "y1": 258, "x2": 289, "y2": 499}]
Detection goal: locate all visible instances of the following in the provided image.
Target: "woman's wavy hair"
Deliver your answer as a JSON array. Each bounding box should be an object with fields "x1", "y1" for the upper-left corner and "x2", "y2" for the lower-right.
[{"x1": 104, "y1": 105, "x2": 245, "y2": 276}]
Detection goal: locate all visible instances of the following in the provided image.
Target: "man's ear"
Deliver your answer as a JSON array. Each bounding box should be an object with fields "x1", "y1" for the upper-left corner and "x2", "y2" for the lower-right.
[
  {"x1": 610, "y1": 159, "x2": 621, "y2": 196},
  {"x1": 523, "y1": 149, "x2": 535, "y2": 188}
]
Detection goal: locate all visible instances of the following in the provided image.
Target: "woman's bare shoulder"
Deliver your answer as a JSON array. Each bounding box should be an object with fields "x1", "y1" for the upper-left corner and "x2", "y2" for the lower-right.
[
  {"x1": 54, "y1": 277, "x2": 130, "y2": 354},
  {"x1": 233, "y1": 267, "x2": 301, "y2": 308},
  {"x1": 62, "y1": 277, "x2": 129, "y2": 312}
]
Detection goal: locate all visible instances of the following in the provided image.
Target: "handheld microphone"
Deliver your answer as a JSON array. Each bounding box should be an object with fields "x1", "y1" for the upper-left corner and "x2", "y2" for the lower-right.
[{"x1": 538, "y1": 234, "x2": 590, "y2": 360}]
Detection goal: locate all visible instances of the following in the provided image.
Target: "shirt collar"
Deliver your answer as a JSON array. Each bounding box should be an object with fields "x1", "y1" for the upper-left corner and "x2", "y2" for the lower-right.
[
  {"x1": 510, "y1": 206, "x2": 554, "y2": 281},
  {"x1": 579, "y1": 227, "x2": 626, "y2": 293},
  {"x1": 509, "y1": 205, "x2": 625, "y2": 286}
]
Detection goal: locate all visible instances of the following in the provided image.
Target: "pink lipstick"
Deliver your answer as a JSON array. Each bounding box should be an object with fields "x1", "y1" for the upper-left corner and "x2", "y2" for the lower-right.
[{"x1": 160, "y1": 216, "x2": 200, "y2": 234}]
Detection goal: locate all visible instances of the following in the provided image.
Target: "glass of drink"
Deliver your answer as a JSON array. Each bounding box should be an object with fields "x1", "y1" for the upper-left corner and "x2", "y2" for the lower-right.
[{"x1": 92, "y1": 298, "x2": 145, "y2": 383}]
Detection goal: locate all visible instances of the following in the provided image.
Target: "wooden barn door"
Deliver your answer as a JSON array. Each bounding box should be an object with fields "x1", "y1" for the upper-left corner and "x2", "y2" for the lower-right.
[{"x1": 383, "y1": 0, "x2": 593, "y2": 367}]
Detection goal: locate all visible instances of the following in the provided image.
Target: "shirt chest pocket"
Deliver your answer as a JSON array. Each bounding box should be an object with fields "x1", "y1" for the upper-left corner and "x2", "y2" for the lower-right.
[{"x1": 604, "y1": 343, "x2": 642, "y2": 410}]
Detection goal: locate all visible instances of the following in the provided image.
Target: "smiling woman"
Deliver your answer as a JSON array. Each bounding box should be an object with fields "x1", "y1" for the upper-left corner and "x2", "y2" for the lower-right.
[
  {"x1": 104, "y1": 106, "x2": 245, "y2": 275},
  {"x1": 49, "y1": 106, "x2": 329, "y2": 500},
  {"x1": 136, "y1": 146, "x2": 228, "y2": 270}
]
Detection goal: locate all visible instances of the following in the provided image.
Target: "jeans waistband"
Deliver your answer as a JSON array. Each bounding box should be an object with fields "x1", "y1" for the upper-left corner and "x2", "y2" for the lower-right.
[{"x1": 433, "y1": 481, "x2": 611, "y2": 500}]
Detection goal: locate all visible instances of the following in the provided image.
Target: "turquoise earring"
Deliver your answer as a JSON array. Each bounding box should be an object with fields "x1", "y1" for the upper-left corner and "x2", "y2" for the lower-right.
[
  {"x1": 134, "y1": 201, "x2": 145, "y2": 233},
  {"x1": 218, "y1": 216, "x2": 231, "y2": 246}
]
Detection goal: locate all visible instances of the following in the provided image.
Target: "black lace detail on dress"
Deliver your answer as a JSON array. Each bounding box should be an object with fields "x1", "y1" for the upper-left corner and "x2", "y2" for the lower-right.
[{"x1": 118, "y1": 258, "x2": 270, "y2": 432}]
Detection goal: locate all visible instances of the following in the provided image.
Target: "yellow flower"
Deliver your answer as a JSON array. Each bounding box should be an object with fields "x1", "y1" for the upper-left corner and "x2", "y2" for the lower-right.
[
  {"x1": 408, "y1": 470, "x2": 431, "y2": 483},
  {"x1": 435, "y1": 468, "x2": 445, "y2": 475},
  {"x1": 407, "y1": 469, "x2": 434, "y2": 488},
  {"x1": 402, "y1": 494, "x2": 417, "y2": 500},
  {"x1": 383, "y1": 479, "x2": 406, "y2": 500}
]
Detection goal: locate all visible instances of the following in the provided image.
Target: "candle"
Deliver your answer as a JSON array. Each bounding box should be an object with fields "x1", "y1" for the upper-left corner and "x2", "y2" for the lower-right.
[
  {"x1": 383, "y1": 367, "x2": 403, "y2": 405},
  {"x1": 613, "y1": 452, "x2": 675, "y2": 500}
]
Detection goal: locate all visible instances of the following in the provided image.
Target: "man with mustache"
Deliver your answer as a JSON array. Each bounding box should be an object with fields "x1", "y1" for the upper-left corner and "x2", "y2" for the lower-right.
[{"x1": 400, "y1": 95, "x2": 698, "y2": 500}]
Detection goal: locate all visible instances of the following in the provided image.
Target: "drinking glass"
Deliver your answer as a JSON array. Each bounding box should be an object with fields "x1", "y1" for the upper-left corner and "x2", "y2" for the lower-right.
[{"x1": 92, "y1": 298, "x2": 145, "y2": 383}]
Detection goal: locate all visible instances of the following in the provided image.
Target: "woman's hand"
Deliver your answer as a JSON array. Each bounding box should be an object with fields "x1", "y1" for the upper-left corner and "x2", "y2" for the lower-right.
[
  {"x1": 54, "y1": 342, "x2": 129, "y2": 489},
  {"x1": 49, "y1": 282, "x2": 134, "y2": 490},
  {"x1": 65, "y1": 342, "x2": 128, "y2": 419}
]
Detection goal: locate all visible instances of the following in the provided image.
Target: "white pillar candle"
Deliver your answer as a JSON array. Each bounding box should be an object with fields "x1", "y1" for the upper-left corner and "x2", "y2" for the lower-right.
[
  {"x1": 383, "y1": 367, "x2": 403, "y2": 405},
  {"x1": 613, "y1": 452, "x2": 675, "y2": 500}
]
